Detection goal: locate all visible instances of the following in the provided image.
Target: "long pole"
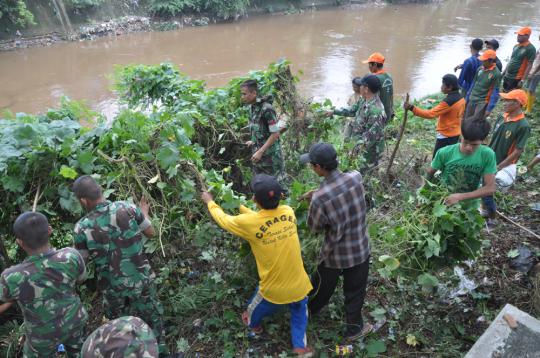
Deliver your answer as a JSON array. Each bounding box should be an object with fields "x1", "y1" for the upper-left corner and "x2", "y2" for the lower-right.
[{"x1": 386, "y1": 93, "x2": 410, "y2": 180}]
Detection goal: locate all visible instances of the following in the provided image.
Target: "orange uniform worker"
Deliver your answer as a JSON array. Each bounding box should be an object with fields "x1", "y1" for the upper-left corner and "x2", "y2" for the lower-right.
[{"x1": 404, "y1": 74, "x2": 465, "y2": 157}]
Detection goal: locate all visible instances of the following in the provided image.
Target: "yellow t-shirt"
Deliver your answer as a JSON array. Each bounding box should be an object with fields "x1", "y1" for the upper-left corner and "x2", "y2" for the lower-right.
[{"x1": 207, "y1": 201, "x2": 312, "y2": 304}]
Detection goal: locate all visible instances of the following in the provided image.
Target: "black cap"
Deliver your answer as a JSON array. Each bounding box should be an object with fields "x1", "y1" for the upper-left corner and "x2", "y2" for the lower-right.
[
  {"x1": 484, "y1": 39, "x2": 500, "y2": 50},
  {"x1": 471, "y1": 38, "x2": 483, "y2": 51},
  {"x1": 300, "y1": 142, "x2": 338, "y2": 167},
  {"x1": 360, "y1": 74, "x2": 381, "y2": 94},
  {"x1": 352, "y1": 77, "x2": 363, "y2": 86},
  {"x1": 251, "y1": 174, "x2": 283, "y2": 209}
]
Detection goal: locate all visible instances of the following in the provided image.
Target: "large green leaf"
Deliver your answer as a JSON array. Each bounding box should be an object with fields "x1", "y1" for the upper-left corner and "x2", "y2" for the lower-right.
[{"x1": 157, "y1": 144, "x2": 180, "y2": 170}]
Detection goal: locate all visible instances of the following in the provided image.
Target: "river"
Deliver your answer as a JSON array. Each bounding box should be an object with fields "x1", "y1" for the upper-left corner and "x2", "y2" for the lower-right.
[{"x1": 1, "y1": 0, "x2": 540, "y2": 118}]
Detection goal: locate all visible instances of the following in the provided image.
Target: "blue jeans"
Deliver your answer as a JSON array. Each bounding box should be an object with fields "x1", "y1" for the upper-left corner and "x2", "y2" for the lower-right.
[
  {"x1": 527, "y1": 74, "x2": 540, "y2": 94},
  {"x1": 482, "y1": 195, "x2": 497, "y2": 216},
  {"x1": 245, "y1": 288, "x2": 308, "y2": 349}
]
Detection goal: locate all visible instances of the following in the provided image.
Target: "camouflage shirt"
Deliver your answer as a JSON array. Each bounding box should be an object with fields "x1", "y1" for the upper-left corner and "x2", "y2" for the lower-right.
[
  {"x1": 345, "y1": 96, "x2": 387, "y2": 166},
  {"x1": 346, "y1": 96, "x2": 386, "y2": 146},
  {"x1": 81, "y1": 316, "x2": 158, "y2": 358},
  {"x1": 249, "y1": 97, "x2": 282, "y2": 156},
  {"x1": 74, "y1": 201, "x2": 155, "y2": 293},
  {"x1": 0, "y1": 247, "x2": 87, "y2": 352}
]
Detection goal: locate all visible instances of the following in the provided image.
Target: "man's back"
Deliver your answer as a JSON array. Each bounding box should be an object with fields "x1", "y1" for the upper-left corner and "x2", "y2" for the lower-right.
[
  {"x1": 459, "y1": 55, "x2": 481, "y2": 94},
  {"x1": 468, "y1": 66, "x2": 502, "y2": 104},
  {"x1": 0, "y1": 247, "x2": 87, "y2": 352},
  {"x1": 74, "y1": 200, "x2": 154, "y2": 292},
  {"x1": 375, "y1": 71, "x2": 394, "y2": 121},
  {"x1": 308, "y1": 170, "x2": 370, "y2": 269},
  {"x1": 207, "y1": 202, "x2": 312, "y2": 304}
]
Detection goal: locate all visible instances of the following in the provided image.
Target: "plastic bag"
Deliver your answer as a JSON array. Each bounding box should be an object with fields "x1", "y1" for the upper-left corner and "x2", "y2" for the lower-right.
[
  {"x1": 495, "y1": 164, "x2": 517, "y2": 192},
  {"x1": 509, "y1": 246, "x2": 538, "y2": 273}
]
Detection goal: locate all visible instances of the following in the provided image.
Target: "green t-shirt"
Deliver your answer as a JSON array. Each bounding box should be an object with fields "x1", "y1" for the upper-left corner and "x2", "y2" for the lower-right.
[
  {"x1": 431, "y1": 143, "x2": 497, "y2": 194},
  {"x1": 505, "y1": 42, "x2": 537, "y2": 80},
  {"x1": 489, "y1": 113, "x2": 530, "y2": 164}
]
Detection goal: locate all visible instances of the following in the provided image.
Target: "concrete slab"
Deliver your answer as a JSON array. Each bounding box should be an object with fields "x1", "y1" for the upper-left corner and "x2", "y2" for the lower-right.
[{"x1": 465, "y1": 304, "x2": 540, "y2": 358}]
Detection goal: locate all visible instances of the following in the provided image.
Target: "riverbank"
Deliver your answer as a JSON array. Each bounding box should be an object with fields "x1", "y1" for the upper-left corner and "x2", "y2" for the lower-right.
[
  {"x1": 0, "y1": 0, "x2": 440, "y2": 51},
  {"x1": 0, "y1": 61, "x2": 538, "y2": 356}
]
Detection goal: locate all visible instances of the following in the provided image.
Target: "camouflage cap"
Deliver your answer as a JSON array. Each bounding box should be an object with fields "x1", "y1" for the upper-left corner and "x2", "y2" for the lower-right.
[{"x1": 81, "y1": 316, "x2": 158, "y2": 358}]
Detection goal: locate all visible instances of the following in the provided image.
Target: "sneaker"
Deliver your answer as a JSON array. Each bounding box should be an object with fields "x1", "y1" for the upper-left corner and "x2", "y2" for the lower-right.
[
  {"x1": 345, "y1": 322, "x2": 373, "y2": 341},
  {"x1": 241, "y1": 311, "x2": 263, "y2": 334},
  {"x1": 293, "y1": 347, "x2": 314, "y2": 357},
  {"x1": 486, "y1": 218, "x2": 498, "y2": 231},
  {"x1": 478, "y1": 207, "x2": 489, "y2": 218}
]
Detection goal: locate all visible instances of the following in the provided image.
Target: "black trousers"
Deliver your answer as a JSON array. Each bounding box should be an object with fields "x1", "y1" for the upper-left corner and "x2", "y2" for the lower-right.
[
  {"x1": 433, "y1": 135, "x2": 460, "y2": 157},
  {"x1": 464, "y1": 101, "x2": 487, "y2": 119},
  {"x1": 308, "y1": 258, "x2": 370, "y2": 336},
  {"x1": 503, "y1": 77, "x2": 520, "y2": 92}
]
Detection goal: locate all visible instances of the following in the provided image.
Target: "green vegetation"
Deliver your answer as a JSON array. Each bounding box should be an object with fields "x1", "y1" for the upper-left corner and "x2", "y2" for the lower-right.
[
  {"x1": 0, "y1": 61, "x2": 538, "y2": 356},
  {"x1": 0, "y1": 0, "x2": 34, "y2": 27},
  {"x1": 149, "y1": 0, "x2": 250, "y2": 19},
  {"x1": 67, "y1": 0, "x2": 105, "y2": 9},
  {"x1": 0, "y1": 0, "x2": 306, "y2": 29}
]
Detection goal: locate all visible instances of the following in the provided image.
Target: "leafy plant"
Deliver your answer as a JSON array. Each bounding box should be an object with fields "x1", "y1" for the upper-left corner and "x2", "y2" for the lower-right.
[
  {"x1": 66, "y1": 0, "x2": 104, "y2": 9},
  {"x1": 0, "y1": 0, "x2": 35, "y2": 27},
  {"x1": 372, "y1": 181, "x2": 484, "y2": 278}
]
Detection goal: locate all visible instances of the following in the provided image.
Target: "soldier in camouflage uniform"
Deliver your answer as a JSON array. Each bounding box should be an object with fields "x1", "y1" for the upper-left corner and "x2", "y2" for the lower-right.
[
  {"x1": 240, "y1": 80, "x2": 285, "y2": 184},
  {"x1": 0, "y1": 212, "x2": 87, "y2": 357},
  {"x1": 332, "y1": 75, "x2": 386, "y2": 171},
  {"x1": 81, "y1": 316, "x2": 158, "y2": 358},
  {"x1": 72, "y1": 176, "x2": 166, "y2": 353}
]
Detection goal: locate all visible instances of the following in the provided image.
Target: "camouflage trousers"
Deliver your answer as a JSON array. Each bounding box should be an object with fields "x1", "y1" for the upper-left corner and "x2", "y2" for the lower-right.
[
  {"x1": 23, "y1": 321, "x2": 86, "y2": 358},
  {"x1": 353, "y1": 140, "x2": 384, "y2": 174},
  {"x1": 253, "y1": 153, "x2": 286, "y2": 191},
  {"x1": 103, "y1": 283, "x2": 166, "y2": 353}
]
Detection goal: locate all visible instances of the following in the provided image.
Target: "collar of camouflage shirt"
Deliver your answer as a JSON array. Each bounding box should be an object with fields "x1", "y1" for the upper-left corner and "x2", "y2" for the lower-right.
[{"x1": 24, "y1": 248, "x2": 55, "y2": 262}]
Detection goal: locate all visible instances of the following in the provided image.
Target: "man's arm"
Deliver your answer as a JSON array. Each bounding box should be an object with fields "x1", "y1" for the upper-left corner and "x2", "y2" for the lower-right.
[
  {"x1": 445, "y1": 173, "x2": 496, "y2": 205},
  {"x1": 138, "y1": 197, "x2": 155, "y2": 238},
  {"x1": 409, "y1": 101, "x2": 452, "y2": 119},
  {"x1": 307, "y1": 199, "x2": 329, "y2": 233},
  {"x1": 252, "y1": 132, "x2": 280, "y2": 162},
  {"x1": 333, "y1": 101, "x2": 360, "y2": 117},
  {"x1": 201, "y1": 192, "x2": 249, "y2": 239},
  {"x1": 527, "y1": 154, "x2": 540, "y2": 170},
  {"x1": 426, "y1": 167, "x2": 437, "y2": 181},
  {"x1": 465, "y1": 71, "x2": 479, "y2": 102},
  {"x1": 252, "y1": 107, "x2": 281, "y2": 162},
  {"x1": 497, "y1": 149, "x2": 523, "y2": 171},
  {"x1": 521, "y1": 63, "x2": 534, "y2": 84},
  {"x1": 520, "y1": 49, "x2": 537, "y2": 83},
  {"x1": 485, "y1": 87, "x2": 500, "y2": 117},
  {"x1": 73, "y1": 225, "x2": 90, "y2": 262},
  {"x1": 0, "y1": 302, "x2": 13, "y2": 314},
  {"x1": 458, "y1": 58, "x2": 470, "y2": 88}
]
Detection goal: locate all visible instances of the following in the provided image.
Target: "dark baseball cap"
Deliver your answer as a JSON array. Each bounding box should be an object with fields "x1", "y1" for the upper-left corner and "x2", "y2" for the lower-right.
[
  {"x1": 251, "y1": 174, "x2": 283, "y2": 209},
  {"x1": 360, "y1": 74, "x2": 381, "y2": 93},
  {"x1": 300, "y1": 142, "x2": 337, "y2": 166},
  {"x1": 484, "y1": 39, "x2": 500, "y2": 50}
]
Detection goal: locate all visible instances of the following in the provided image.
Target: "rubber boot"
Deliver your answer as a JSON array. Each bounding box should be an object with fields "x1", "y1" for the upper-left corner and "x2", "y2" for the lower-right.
[{"x1": 526, "y1": 93, "x2": 536, "y2": 113}]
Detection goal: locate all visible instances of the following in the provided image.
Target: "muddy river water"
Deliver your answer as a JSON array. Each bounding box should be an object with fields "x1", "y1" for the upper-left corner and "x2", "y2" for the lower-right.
[{"x1": 1, "y1": 0, "x2": 540, "y2": 117}]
